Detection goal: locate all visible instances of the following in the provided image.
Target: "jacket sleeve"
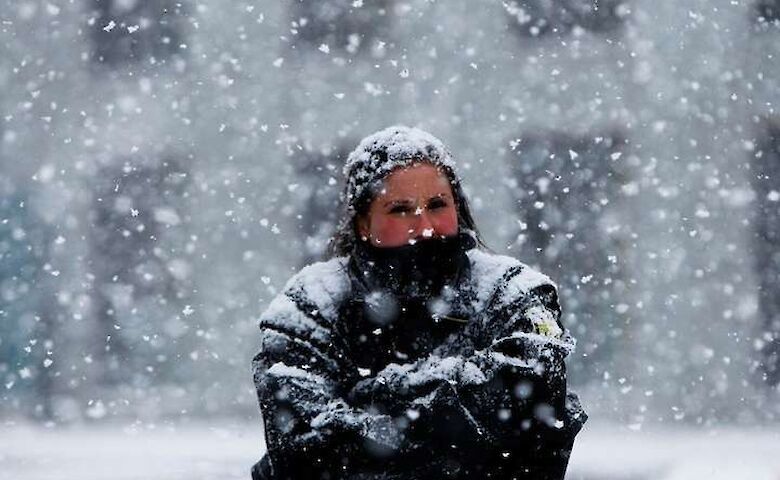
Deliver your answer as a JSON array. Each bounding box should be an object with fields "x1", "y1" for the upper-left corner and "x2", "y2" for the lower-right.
[
  {"x1": 457, "y1": 278, "x2": 588, "y2": 478},
  {"x1": 348, "y1": 267, "x2": 587, "y2": 477},
  {"x1": 252, "y1": 289, "x2": 405, "y2": 479}
]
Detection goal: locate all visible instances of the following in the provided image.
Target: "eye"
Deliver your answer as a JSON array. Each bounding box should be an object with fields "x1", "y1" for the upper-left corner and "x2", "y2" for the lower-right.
[
  {"x1": 428, "y1": 198, "x2": 448, "y2": 210},
  {"x1": 389, "y1": 205, "x2": 411, "y2": 215}
]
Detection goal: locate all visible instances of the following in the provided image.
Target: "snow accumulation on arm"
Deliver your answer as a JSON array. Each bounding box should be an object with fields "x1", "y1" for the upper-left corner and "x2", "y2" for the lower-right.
[
  {"x1": 455, "y1": 259, "x2": 588, "y2": 465},
  {"x1": 348, "y1": 253, "x2": 586, "y2": 456},
  {"x1": 350, "y1": 252, "x2": 572, "y2": 397},
  {"x1": 252, "y1": 259, "x2": 404, "y2": 476},
  {"x1": 464, "y1": 258, "x2": 575, "y2": 385}
]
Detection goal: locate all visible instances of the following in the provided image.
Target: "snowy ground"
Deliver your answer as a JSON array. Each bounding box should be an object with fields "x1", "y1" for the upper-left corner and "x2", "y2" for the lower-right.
[
  {"x1": 568, "y1": 424, "x2": 780, "y2": 480},
  {"x1": 1, "y1": 420, "x2": 779, "y2": 480},
  {"x1": 0, "y1": 419, "x2": 264, "y2": 480}
]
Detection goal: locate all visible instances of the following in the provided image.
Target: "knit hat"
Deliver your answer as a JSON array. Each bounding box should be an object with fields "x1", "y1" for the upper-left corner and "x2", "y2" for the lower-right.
[
  {"x1": 342, "y1": 125, "x2": 459, "y2": 217},
  {"x1": 330, "y1": 125, "x2": 470, "y2": 256}
]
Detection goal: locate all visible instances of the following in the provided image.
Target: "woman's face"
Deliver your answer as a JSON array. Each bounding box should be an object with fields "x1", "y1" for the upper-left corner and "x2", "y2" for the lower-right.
[{"x1": 356, "y1": 162, "x2": 459, "y2": 248}]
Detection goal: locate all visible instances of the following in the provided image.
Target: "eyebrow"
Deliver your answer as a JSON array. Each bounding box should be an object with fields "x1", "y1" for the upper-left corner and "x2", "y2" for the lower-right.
[
  {"x1": 383, "y1": 199, "x2": 414, "y2": 208},
  {"x1": 428, "y1": 195, "x2": 449, "y2": 202},
  {"x1": 383, "y1": 193, "x2": 451, "y2": 208}
]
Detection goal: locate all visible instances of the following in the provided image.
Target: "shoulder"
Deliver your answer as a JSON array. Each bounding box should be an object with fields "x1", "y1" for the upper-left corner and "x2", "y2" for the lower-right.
[
  {"x1": 467, "y1": 248, "x2": 566, "y2": 340},
  {"x1": 254, "y1": 259, "x2": 351, "y2": 381},
  {"x1": 259, "y1": 256, "x2": 352, "y2": 335},
  {"x1": 466, "y1": 248, "x2": 558, "y2": 312},
  {"x1": 282, "y1": 256, "x2": 352, "y2": 319}
]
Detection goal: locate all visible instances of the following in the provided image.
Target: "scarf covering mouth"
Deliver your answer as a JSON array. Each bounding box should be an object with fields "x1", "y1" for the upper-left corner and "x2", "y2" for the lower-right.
[{"x1": 352, "y1": 230, "x2": 476, "y2": 302}]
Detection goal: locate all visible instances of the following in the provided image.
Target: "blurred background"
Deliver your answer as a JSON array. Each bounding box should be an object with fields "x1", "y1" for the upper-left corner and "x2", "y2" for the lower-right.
[{"x1": 1, "y1": 0, "x2": 780, "y2": 478}]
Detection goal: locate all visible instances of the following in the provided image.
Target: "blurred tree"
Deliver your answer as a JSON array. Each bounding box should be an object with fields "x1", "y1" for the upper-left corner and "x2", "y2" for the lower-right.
[
  {"x1": 88, "y1": 0, "x2": 187, "y2": 67},
  {"x1": 0, "y1": 183, "x2": 59, "y2": 420},
  {"x1": 504, "y1": 0, "x2": 627, "y2": 38},
  {"x1": 754, "y1": 0, "x2": 780, "y2": 29},
  {"x1": 289, "y1": 0, "x2": 394, "y2": 55},
  {"x1": 749, "y1": 120, "x2": 780, "y2": 386},
  {"x1": 293, "y1": 144, "x2": 350, "y2": 265},
  {"x1": 86, "y1": 158, "x2": 193, "y2": 390},
  {"x1": 505, "y1": 131, "x2": 632, "y2": 383}
]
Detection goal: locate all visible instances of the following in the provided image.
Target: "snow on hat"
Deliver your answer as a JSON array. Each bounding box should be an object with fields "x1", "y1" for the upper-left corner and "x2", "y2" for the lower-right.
[{"x1": 342, "y1": 125, "x2": 459, "y2": 216}]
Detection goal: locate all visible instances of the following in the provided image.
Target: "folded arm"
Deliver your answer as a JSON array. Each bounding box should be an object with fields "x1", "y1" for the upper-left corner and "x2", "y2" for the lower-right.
[
  {"x1": 348, "y1": 269, "x2": 587, "y2": 474},
  {"x1": 253, "y1": 291, "x2": 404, "y2": 479}
]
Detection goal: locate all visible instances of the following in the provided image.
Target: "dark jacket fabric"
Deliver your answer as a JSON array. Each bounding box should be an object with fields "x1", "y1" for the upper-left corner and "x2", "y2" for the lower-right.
[{"x1": 251, "y1": 233, "x2": 587, "y2": 480}]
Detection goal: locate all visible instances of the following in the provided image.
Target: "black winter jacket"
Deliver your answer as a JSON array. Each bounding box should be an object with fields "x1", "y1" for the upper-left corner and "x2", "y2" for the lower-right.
[{"x1": 251, "y1": 235, "x2": 587, "y2": 479}]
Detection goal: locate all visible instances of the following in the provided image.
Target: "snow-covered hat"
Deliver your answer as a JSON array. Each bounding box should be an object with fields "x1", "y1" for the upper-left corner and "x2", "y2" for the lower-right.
[
  {"x1": 342, "y1": 125, "x2": 459, "y2": 215},
  {"x1": 329, "y1": 125, "x2": 473, "y2": 256}
]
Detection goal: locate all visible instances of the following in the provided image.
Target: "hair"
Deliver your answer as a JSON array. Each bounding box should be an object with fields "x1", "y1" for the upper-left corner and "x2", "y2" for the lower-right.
[{"x1": 327, "y1": 158, "x2": 488, "y2": 258}]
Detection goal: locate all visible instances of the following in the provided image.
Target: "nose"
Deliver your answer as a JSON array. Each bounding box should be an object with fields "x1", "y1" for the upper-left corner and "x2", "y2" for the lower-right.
[{"x1": 414, "y1": 209, "x2": 435, "y2": 239}]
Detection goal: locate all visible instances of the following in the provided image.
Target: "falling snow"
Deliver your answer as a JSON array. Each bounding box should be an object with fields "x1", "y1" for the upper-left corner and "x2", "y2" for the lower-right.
[{"x1": 2, "y1": 0, "x2": 780, "y2": 478}]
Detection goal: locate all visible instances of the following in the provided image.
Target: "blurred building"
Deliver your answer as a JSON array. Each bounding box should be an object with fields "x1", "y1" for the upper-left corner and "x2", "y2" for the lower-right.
[{"x1": 1, "y1": 0, "x2": 779, "y2": 427}]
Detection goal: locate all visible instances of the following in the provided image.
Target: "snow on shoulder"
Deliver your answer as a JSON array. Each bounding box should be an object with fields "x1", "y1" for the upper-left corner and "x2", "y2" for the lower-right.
[
  {"x1": 467, "y1": 249, "x2": 564, "y2": 339},
  {"x1": 467, "y1": 249, "x2": 557, "y2": 309},
  {"x1": 281, "y1": 256, "x2": 352, "y2": 322},
  {"x1": 466, "y1": 249, "x2": 521, "y2": 311}
]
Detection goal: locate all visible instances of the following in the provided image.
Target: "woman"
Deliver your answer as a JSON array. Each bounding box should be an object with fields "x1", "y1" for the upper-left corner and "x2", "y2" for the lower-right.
[{"x1": 251, "y1": 126, "x2": 587, "y2": 480}]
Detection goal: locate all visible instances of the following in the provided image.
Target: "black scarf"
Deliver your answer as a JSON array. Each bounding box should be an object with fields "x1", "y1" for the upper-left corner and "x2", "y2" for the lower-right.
[
  {"x1": 343, "y1": 230, "x2": 476, "y2": 368},
  {"x1": 350, "y1": 230, "x2": 476, "y2": 303}
]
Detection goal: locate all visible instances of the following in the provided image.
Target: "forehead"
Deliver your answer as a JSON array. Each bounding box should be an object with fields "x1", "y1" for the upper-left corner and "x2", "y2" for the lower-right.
[{"x1": 380, "y1": 163, "x2": 452, "y2": 195}]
